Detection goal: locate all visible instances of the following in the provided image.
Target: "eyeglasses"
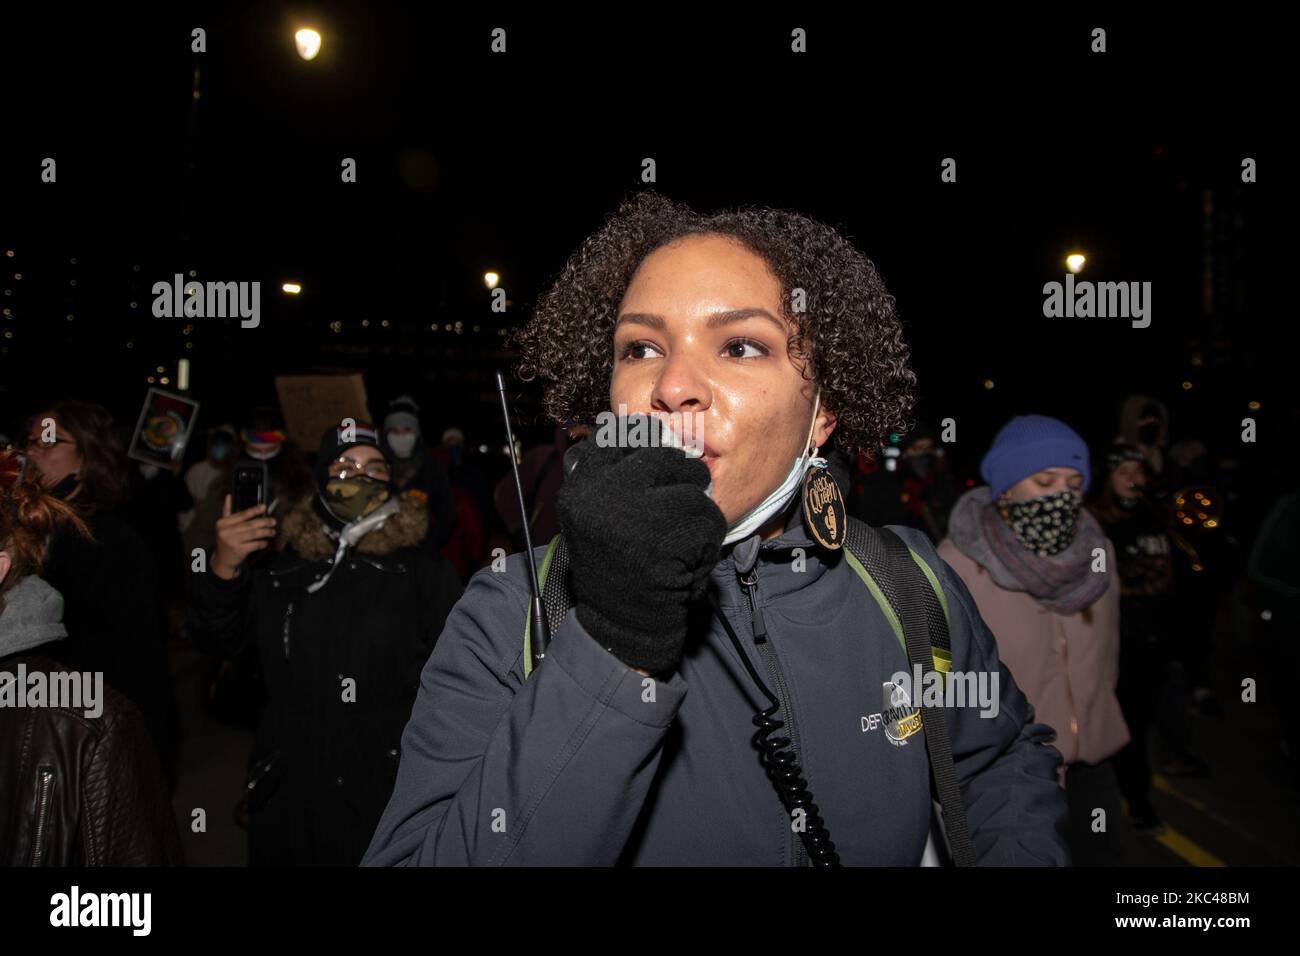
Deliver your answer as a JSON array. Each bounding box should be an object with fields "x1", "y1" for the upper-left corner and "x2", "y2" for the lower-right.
[
  {"x1": 330, "y1": 456, "x2": 390, "y2": 480},
  {"x1": 24, "y1": 436, "x2": 75, "y2": 452}
]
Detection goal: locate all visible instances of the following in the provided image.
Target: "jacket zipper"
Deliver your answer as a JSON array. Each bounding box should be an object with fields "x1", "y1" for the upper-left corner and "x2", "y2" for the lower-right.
[
  {"x1": 31, "y1": 767, "x2": 54, "y2": 866},
  {"x1": 283, "y1": 600, "x2": 295, "y2": 659},
  {"x1": 739, "y1": 566, "x2": 809, "y2": 868}
]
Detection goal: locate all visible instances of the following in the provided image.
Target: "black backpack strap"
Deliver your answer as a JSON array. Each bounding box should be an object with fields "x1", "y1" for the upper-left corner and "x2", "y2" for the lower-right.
[{"x1": 859, "y1": 522, "x2": 976, "y2": 866}]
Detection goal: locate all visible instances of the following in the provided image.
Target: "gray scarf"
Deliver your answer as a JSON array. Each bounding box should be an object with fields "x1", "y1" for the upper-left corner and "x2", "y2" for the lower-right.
[
  {"x1": 947, "y1": 486, "x2": 1109, "y2": 615},
  {"x1": 0, "y1": 575, "x2": 68, "y2": 657}
]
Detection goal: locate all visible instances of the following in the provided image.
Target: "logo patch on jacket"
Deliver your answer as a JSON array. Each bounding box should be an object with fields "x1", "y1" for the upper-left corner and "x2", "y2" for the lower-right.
[{"x1": 860, "y1": 680, "x2": 923, "y2": 746}]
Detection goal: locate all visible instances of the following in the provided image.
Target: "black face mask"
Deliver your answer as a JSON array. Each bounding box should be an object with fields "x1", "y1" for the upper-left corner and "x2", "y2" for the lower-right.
[
  {"x1": 1003, "y1": 489, "x2": 1084, "y2": 556},
  {"x1": 50, "y1": 472, "x2": 79, "y2": 500},
  {"x1": 903, "y1": 454, "x2": 936, "y2": 481}
]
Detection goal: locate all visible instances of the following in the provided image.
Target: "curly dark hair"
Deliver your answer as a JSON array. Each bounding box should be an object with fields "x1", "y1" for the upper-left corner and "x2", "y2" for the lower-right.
[{"x1": 511, "y1": 192, "x2": 916, "y2": 456}]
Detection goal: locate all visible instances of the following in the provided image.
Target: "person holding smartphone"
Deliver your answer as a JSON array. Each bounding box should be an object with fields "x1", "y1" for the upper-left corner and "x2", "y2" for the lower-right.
[{"x1": 186, "y1": 420, "x2": 463, "y2": 865}]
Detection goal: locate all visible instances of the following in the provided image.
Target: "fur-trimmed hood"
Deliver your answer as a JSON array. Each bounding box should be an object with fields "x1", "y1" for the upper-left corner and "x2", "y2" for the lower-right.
[{"x1": 280, "y1": 490, "x2": 429, "y2": 561}]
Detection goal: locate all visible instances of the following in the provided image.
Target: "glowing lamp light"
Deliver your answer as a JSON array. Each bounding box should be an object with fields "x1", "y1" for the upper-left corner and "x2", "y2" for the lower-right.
[
  {"x1": 484, "y1": 272, "x2": 500, "y2": 289},
  {"x1": 295, "y1": 29, "x2": 322, "y2": 61},
  {"x1": 282, "y1": 282, "x2": 302, "y2": 295},
  {"x1": 982, "y1": 379, "x2": 995, "y2": 390},
  {"x1": 1065, "y1": 253, "x2": 1086, "y2": 274}
]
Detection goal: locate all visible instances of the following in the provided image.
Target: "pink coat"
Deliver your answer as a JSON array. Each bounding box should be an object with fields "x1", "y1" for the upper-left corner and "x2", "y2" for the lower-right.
[{"x1": 937, "y1": 538, "x2": 1130, "y2": 767}]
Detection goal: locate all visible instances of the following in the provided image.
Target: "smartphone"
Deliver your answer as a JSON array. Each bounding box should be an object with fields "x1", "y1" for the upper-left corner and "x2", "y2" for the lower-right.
[{"x1": 231, "y1": 461, "x2": 269, "y2": 514}]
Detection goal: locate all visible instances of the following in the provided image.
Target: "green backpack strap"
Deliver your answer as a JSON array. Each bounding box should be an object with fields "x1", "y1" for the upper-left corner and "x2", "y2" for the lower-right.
[
  {"x1": 842, "y1": 519, "x2": 951, "y2": 676},
  {"x1": 845, "y1": 517, "x2": 976, "y2": 867}
]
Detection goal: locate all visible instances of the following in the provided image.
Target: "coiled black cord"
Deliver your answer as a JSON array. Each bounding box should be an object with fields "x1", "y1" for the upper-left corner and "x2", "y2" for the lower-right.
[{"x1": 709, "y1": 596, "x2": 841, "y2": 867}]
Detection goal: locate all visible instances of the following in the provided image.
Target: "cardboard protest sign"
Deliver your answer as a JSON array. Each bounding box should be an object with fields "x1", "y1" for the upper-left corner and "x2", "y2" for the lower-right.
[
  {"x1": 127, "y1": 388, "x2": 201, "y2": 466},
  {"x1": 274, "y1": 374, "x2": 370, "y2": 451}
]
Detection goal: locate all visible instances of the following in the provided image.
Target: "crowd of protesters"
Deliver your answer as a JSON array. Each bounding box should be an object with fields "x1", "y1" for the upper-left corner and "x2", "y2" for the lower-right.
[{"x1": 0, "y1": 386, "x2": 1294, "y2": 866}]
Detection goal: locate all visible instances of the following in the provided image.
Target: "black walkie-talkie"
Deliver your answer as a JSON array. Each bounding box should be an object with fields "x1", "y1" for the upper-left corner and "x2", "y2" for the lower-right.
[{"x1": 495, "y1": 371, "x2": 550, "y2": 672}]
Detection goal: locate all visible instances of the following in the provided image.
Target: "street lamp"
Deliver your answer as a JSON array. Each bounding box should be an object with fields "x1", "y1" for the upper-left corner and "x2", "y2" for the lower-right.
[{"x1": 295, "y1": 29, "x2": 322, "y2": 61}]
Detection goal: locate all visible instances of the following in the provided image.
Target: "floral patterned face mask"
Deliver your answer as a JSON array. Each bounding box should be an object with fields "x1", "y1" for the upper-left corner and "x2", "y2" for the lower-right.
[{"x1": 1001, "y1": 488, "x2": 1083, "y2": 556}]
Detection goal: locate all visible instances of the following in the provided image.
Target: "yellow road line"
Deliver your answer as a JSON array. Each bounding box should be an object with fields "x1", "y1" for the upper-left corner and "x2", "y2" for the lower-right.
[
  {"x1": 1153, "y1": 826, "x2": 1226, "y2": 867},
  {"x1": 1150, "y1": 774, "x2": 1228, "y2": 867},
  {"x1": 1152, "y1": 773, "x2": 1206, "y2": 810}
]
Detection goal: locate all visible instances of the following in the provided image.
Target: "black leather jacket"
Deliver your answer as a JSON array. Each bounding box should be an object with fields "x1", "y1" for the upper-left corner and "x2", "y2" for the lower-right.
[{"x1": 0, "y1": 652, "x2": 183, "y2": 865}]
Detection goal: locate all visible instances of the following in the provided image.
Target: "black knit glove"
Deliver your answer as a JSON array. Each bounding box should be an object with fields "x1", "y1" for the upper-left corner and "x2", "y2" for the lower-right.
[{"x1": 557, "y1": 421, "x2": 726, "y2": 674}]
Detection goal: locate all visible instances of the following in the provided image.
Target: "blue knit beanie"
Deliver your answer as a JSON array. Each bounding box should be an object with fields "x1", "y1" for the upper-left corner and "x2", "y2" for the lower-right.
[{"x1": 979, "y1": 415, "x2": 1091, "y2": 499}]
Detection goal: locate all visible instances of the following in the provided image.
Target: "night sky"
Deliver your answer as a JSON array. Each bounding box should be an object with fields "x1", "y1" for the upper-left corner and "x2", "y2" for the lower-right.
[{"x1": 1, "y1": 7, "x2": 1287, "y2": 483}]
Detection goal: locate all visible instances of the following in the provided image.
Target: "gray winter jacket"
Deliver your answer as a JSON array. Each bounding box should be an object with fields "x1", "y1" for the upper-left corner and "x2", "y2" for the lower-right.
[{"x1": 362, "y1": 513, "x2": 1070, "y2": 866}]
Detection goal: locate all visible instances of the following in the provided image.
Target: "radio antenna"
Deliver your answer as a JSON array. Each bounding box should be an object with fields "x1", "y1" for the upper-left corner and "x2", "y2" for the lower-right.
[{"x1": 496, "y1": 370, "x2": 550, "y2": 669}]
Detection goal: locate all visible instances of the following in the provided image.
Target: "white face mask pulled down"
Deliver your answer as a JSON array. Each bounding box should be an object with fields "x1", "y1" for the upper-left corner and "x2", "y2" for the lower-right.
[{"x1": 664, "y1": 392, "x2": 824, "y2": 547}]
